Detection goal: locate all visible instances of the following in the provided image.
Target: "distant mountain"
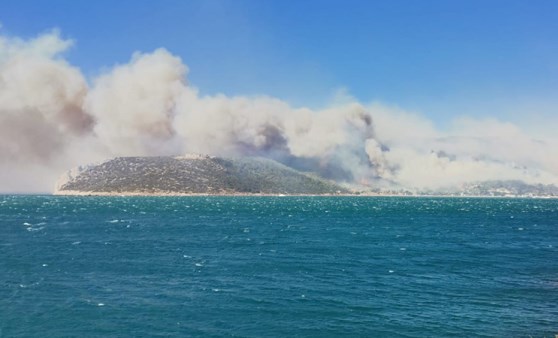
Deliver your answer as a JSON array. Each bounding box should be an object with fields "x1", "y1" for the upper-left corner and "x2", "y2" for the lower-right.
[{"x1": 54, "y1": 155, "x2": 349, "y2": 195}]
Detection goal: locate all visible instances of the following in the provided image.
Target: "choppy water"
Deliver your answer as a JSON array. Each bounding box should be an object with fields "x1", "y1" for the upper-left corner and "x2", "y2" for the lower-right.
[{"x1": 1, "y1": 195, "x2": 557, "y2": 337}]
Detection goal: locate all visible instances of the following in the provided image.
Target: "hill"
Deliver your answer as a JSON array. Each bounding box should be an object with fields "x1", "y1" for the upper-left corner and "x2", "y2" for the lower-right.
[{"x1": 54, "y1": 155, "x2": 349, "y2": 195}]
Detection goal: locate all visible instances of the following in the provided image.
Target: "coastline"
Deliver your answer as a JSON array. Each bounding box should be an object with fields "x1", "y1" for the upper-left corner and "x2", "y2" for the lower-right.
[
  {"x1": 52, "y1": 190, "x2": 558, "y2": 199},
  {"x1": 53, "y1": 190, "x2": 357, "y2": 197}
]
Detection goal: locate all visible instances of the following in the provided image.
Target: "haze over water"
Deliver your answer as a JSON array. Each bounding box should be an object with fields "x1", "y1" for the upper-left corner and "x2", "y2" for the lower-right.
[{"x1": 1, "y1": 195, "x2": 556, "y2": 337}]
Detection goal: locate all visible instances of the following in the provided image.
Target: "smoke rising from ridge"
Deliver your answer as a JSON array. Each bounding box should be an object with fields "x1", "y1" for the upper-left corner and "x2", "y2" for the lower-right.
[{"x1": 1, "y1": 29, "x2": 557, "y2": 192}]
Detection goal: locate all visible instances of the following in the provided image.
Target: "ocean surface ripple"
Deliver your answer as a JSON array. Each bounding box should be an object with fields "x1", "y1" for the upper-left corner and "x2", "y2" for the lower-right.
[{"x1": 1, "y1": 196, "x2": 557, "y2": 337}]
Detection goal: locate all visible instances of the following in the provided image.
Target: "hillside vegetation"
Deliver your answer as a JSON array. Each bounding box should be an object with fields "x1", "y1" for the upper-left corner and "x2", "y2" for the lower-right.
[{"x1": 55, "y1": 155, "x2": 348, "y2": 195}]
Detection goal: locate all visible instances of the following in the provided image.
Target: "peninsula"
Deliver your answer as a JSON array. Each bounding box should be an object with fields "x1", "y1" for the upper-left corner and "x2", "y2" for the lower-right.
[{"x1": 54, "y1": 155, "x2": 348, "y2": 196}]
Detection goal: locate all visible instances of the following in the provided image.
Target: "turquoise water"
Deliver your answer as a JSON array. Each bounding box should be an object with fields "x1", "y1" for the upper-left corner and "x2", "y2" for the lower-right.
[{"x1": 1, "y1": 195, "x2": 557, "y2": 337}]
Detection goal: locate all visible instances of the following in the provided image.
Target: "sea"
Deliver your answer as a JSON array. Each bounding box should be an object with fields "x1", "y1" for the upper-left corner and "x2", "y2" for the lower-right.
[{"x1": 0, "y1": 195, "x2": 556, "y2": 337}]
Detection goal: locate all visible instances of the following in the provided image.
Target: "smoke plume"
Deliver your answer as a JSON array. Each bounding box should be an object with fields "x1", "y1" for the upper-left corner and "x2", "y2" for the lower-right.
[{"x1": 1, "y1": 29, "x2": 557, "y2": 192}]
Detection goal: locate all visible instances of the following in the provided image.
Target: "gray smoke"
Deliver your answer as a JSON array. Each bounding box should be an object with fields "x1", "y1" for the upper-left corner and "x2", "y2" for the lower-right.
[{"x1": 1, "y1": 29, "x2": 557, "y2": 192}]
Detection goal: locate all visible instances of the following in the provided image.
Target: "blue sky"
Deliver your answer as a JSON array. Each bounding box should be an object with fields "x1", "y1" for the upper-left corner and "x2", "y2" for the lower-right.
[{"x1": 1, "y1": 0, "x2": 557, "y2": 125}]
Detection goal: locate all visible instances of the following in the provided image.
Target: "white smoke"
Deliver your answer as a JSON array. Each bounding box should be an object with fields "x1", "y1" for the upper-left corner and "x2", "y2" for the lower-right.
[
  {"x1": 0, "y1": 29, "x2": 96, "y2": 192},
  {"x1": 0, "y1": 28, "x2": 557, "y2": 193},
  {"x1": 86, "y1": 48, "x2": 186, "y2": 156},
  {"x1": 370, "y1": 106, "x2": 558, "y2": 189}
]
